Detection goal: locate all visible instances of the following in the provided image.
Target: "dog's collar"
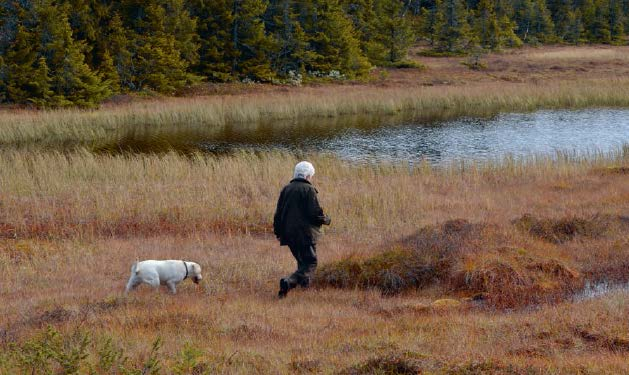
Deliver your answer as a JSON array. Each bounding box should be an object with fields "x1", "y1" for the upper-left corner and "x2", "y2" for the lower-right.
[{"x1": 183, "y1": 261, "x2": 189, "y2": 280}]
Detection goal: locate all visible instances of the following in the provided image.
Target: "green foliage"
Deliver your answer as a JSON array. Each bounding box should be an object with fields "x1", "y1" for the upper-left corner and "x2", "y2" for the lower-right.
[
  {"x1": 171, "y1": 342, "x2": 204, "y2": 375},
  {"x1": 0, "y1": 328, "x2": 170, "y2": 375},
  {"x1": 300, "y1": 0, "x2": 371, "y2": 77},
  {"x1": 374, "y1": 0, "x2": 415, "y2": 63},
  {"x1": 432, "y1": 0, "x2": 476, "y2": 53},
  {"x1": 123, "y1": 0, "x2": 200, "y2": 93},
  {"x1": 475, "y1": 0, "x2": 502, "y2": 49},
  {"x1": 8, "y1": 326, "x2": 90, "y2": 374},
  {"x1": 0, "y1": 0, "x2": 628, "y2": 106},
  {"x1": 4, "y1": 25, "x2": 42, "y2": 104}
]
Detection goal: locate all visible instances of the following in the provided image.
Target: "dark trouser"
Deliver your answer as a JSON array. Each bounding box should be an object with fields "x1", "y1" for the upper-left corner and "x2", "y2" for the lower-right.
[{"x1": 285, "y1": 242, "x2": 317, "y2": 289}]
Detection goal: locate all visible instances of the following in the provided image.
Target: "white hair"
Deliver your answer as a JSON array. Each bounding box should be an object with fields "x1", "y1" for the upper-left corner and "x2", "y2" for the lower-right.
[{"x1": 294, "y1": 161, "x2": 315, "y2": 179}]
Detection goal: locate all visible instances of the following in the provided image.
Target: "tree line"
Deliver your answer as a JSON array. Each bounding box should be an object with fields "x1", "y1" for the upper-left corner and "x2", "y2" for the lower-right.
[{"x1": 0, "y1": 0, "x2": 627, "y2": 107}]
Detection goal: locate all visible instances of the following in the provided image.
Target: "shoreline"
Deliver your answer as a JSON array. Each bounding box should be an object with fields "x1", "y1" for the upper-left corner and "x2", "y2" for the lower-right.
[
  {"x1": 2, "y1": 45, "x2": 629, "y2": 147},
  {"x1": 2, "y1": 78, "x2": 629, "y2": 148}
]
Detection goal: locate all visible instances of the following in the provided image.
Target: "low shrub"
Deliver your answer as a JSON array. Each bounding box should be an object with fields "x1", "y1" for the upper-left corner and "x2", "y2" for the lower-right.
[
  {"x1": 0, "y1": 327, "x2": 207, "y2": 374},
  {"x1": 512, "y1": 214, "x2": 611, "y2": 243},
  {"x1": 316, "y1": 219, "x2": 586, "y2": 307},
  {"x1": 383, "y1": 60, "x2": 426, "y2": 69},
  {"x1": 338, "y1": 353, "x2": 431, "y2": 375}
]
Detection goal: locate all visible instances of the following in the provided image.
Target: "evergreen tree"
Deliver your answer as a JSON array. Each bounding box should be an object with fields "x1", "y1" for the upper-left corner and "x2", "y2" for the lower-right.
[
  {"x1": 99, "y1": 49, "x2": 121, "y2": 93},
  {"x1": 532, "y1": 0, "x2": 555, "y2": 42},
  {"x1": 588, "y1": 0, "x2": 612, "y2": 42},
  {"x1": 189, "y1": 0, "x2": 236, "y2": 81},
  {"x1": 4, "y1": 25, "x2": 40, "y2": 104},
  {"x1": 191, "y1": 0, "x2": 274, "y2": 81},
  {"x1": 580, "y1": 0, "x2": 597, "y2": 38},
  {"x1": 231, "y1": 0, "x2": 275, "y2": 80},
  {"x1": 0, "y1": 56, "x2": 6, "y2": 103},
  {"x1": 372, "y1": 0, "x2": 415, "y2": 63},
  {"x1": 547, "y1": 0, "x2": 573, "y2": 40},
  {"x1": 37, "y1": 1, "x2": 111, "y2": 106},
  {"x1": 163, "y1": 0, "x2": 200, "y2": 66},
  {"x1": 475, "y1": 0, "x2": 502, "y2": 49},
  {"x1": 265, "y1": 0, "x2": 308, "y2": 75},
  {"x1": 499, "y1": 15, "x2": 523, "y2": 46},
  {"x1": 29, "y1": 57, "x2": 54, "y2": 106},
  {"x1": 514, "y1": 0, "x2": 554, "y2": 43},
  {"x1": 564, "y1": 9, "x2": 586, "y2": 43},
  {"x1": 122, "y1": 0, "x2": 199, "y2": 92},
  {"x1": 416, "y1": 5, "x2": 439, "y2": 46},
  {"x1": 299, "y1": 0, "x2": 371, "y2": 77},
  {"x1": 105, "y1": 13, "x2": 134, "y2": 90},
  {"x1": 1, "y1": 0, "x2": 629, "y2": 107},
  {"x1": 433, "y1": 0, "x2": 475, "y2": 53},
  {"x1": 609, "y1": 0, "x2": 625, "y2": 41}
]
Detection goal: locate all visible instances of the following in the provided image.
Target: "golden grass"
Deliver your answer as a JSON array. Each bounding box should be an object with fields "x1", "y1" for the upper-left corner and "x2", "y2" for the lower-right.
[
  {"x1": 0, "y1": 148, "x2": 626, "y2": 239},
  {"x1": 1, "y1": 150, "x2": 628, "y2": 373},
  {"x1": 2, "y1": 78, "x2": 629, "y2": 148},
  {"x1": 524, "y1": 47, "x2": 629, "y2": 61}
]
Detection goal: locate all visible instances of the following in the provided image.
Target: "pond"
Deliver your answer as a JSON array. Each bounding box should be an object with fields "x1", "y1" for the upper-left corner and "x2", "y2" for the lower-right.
[{"x1": 101, "y1": 108, "x2": 629, "y2": 164}]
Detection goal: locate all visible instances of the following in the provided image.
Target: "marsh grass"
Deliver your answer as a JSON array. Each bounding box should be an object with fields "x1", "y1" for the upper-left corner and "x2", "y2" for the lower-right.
[
  {"x1": 2, "y1": 78, "x2": 629, "y2": 148},
  {"x1": 524, "y1": 47, "x2": 629, "y2": 61},
  {"x1": 0, "y1": 149, "x2": 628, "y2": 373},
  {"x1": 0, "y1": 148, "x2": 625, "y2": 240}
]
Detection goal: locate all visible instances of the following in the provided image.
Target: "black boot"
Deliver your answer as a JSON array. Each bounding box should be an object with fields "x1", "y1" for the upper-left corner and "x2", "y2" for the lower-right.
[{"x1": 278, "y1": 278, "x2": 289, "y2": 299}]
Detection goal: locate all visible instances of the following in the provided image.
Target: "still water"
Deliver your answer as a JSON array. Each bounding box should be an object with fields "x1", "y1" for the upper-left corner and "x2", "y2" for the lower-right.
[
  {"x1": 315, "y1": 109, "x2": 629, "y2": 164},
  {"x1": 106, "y1": 109, "x2": 629, "y2": 164}
]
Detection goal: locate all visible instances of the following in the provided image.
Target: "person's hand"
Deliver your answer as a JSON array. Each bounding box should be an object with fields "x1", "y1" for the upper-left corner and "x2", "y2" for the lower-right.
[{"x1": 323, "y1": 215, "x2": 331, "y2": 226}]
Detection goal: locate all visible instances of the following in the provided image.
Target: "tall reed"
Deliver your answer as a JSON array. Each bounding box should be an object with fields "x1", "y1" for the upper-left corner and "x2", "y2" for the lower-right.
[{"x1": 2, "y1": 78, "x2": 629, "y2": 148}]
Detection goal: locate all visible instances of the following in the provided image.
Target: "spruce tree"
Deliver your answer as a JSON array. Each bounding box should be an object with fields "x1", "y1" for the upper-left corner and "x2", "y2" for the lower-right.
[
  {"x1": 4, "y1": 25, "x2": 39, "y2": 104},
  {"x1": 580, "y1": 0, "x2": 597, "y2": 39},
  {"x1": 609, "y1": 0, "x2": 625, "y2": 42},
  {"x1": 265, "y1": 0, "x2": 308, "y2": 75},
  {"x1": 372, "y1": 0, "x2": 415, "y2": 63},
  {"x1": 189, "y1": 0, "x2": 236, "y2": 81},
  {"x1": 122, "y1": 0, "x2": 199, "y2": 92},
  {"x1": 499, "y1": 15, "x2": 523, "y2": 46},
  {"x1": 433, "y1": 0, "x2": 475, "y2": 53},
  {"x1": 589, "y1": 0, "x2": 612, "y2": 42},
  {"x1": 163, "y1": 0, "x2": 199, "y2": 67},
  {"x1": 299, "y1": 0, "x2": 371, "y2": 77},
  {"x1": 99, "y1": 49, "x2": 121, "y2": 93},
  {"x1": 191, "y1": 0, "x2": 274, "y2": 81},
  {"x1": 29, "y1": 57, "x2": 54, "y2": 106},
  {"x1": 231, "y1": 0, "x2": 275, "y2": 80},
  {"x1": 0, "y1": 56, "x2": 6, "y2": 103},
  {"x1": 105, "y1": 13, "x2": 134, "y2": 90},
  {"x1": 533, "y1": 0, "x2": 555, "y2": 42},
  {"x1": 564, "y1": 10, "x2": 586, "y2": 43},
  {"x1": 475, "y1": 0, "x2": 502, "y2": 49},
  {"x1": 37, "y1": 1, "x2": 111, "y2": 107},
  {"x1": 546, "y1": 0, "x2": 573, "y2": 40},
  {"x1": 513, "y1": 0, "x2": 554, "y2": 43}
]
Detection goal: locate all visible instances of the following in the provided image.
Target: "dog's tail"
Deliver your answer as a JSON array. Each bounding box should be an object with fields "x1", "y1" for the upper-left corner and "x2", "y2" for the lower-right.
[{"x1": 131, "y1": 261, "x2": 140, "y2": 275}]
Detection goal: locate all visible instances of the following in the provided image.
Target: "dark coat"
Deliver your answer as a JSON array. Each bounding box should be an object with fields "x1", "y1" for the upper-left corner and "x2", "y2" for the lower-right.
[{"x1": 273, "y1": 178, "x2": 328, "y2": 246}]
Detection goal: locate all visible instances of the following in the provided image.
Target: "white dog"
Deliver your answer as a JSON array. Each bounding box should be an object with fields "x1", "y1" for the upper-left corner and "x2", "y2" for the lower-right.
[{"x1": 125, "y1": 260, "x2": 202, "y2": 294}]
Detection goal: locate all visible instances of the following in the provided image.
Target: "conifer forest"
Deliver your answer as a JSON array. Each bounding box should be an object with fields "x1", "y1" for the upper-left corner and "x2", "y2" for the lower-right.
[{"x1": 1, "y1": 0, "x2": 628, "y2": 107}]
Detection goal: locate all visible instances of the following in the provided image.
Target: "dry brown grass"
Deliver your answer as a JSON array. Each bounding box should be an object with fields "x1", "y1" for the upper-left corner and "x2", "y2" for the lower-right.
[{"x1": 1, "y1": 150, "x2": 628, "y2": 373}]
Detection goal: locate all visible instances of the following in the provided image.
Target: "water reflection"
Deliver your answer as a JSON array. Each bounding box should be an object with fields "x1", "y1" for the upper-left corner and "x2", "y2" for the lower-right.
[{"x1": 98, "y1": 109, "x2": 629, "y2": 164}]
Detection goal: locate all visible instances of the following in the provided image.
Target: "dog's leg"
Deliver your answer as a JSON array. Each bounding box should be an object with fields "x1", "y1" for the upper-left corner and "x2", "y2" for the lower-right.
[
  {"x1": 166, "y1": 281, "x2": 177, "y2": 294},
  {"x1": 125, "y1": 275, "x2": 141, "y2": 294},
  {"x1": 145, "y1": 277, "x2": 160, "y2": 292}
]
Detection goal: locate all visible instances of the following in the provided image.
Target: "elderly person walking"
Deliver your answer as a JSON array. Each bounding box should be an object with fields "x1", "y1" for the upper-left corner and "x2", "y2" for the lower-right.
[{"x1": 274, "y1": 161, "x2": 331, "y2": 299}]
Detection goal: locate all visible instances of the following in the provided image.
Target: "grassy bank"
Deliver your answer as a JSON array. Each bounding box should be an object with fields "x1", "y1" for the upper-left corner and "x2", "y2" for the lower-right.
[
  {"x1": 1, "y1": 150, "x2": 628, "y2": 373},
  {"x1": 2, "y1": 78, "x2": 629, "y2": 149}
]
